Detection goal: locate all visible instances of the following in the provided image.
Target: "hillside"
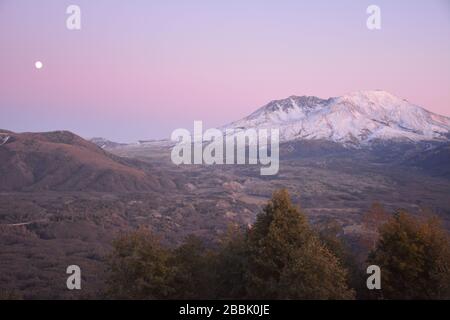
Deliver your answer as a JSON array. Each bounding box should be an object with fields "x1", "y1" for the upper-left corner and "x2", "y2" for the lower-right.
[{"x1": 0, "y1": 130, "x2": 168, "y2": 192}]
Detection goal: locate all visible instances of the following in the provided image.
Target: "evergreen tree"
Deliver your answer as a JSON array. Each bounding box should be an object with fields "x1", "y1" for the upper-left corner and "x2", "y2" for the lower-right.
[
  {"x1": 317, "y1": 219, "x2": 365, "y2": 299},
  {"x1": 213, "y1": 225, "x2": 248, "y2": 299},
  {"x1": 368, "y1": 211, "x2": 450, "y2": 299},
  {"x1": 106, "y1": 227, "x2": 172, "y2": 299},
  {"x1": 167, "y1": 235, "x2": 215, "y2": 299},
  {"x1": 245, "y1": 189, "x2": 355, "y2": 299}
]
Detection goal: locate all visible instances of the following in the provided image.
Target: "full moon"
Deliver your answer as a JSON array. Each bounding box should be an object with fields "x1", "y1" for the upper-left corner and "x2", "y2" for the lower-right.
[{"x1": 35, "y1": 61, "x2": 43, "y2": 69}]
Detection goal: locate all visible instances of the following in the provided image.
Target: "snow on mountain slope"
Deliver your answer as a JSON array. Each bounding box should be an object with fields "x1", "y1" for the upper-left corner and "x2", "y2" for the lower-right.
[
  {"x1": 0, "y1": 133, "x2": 11, "y2": 146},
  {"x1": 224, "y1": 90, "x2": 450, "y2": 146},
  {"x1": 89, "y1": 137, "x2": 126, "y2": 149}
]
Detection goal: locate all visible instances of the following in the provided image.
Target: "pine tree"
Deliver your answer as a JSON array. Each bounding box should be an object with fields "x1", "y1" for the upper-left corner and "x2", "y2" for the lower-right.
[
  {"x1": 368, "y1": 211, "x2": 450, "y2": 299},
  {"x1": 106, "y1": 227, "x2": 172, "y2": 299},
  {"x1": 167, "y1": 235, "x2": 215, "y2": 299},
  {"x1": 317, "y1": 219, "x2": 365, "y2": 298},
  {"x1": 213, "y1": 225, "x2": 248, "y2": 299},
  {"x1": 245, "y1": 189, "x2": 355, "y2": 299}
]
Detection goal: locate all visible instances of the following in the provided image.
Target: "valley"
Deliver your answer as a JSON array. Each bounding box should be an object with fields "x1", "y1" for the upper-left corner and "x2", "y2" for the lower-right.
[
  {"x1": 1, "y1": 136, "x2": 450, "y2": 299},
  {"x1": 1, "y1": 91, "x2": 450, "y2": 299}
]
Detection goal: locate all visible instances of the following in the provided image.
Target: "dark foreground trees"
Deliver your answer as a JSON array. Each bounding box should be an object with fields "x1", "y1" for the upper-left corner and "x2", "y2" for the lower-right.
[
  {"x1": 106, "y1": 230, "x2": 215, "y2": 299},
  {"x1": 105, "y1": 190, "x2": 450, "y2": 300},
  {"x1": 368, "y1": 212, "x2": 450, "y2": 299},
  {"x1": 245, "y1": 189, "x2": 354, "y2": 299},
  {"x1": 106, "y1": 228, "x2": 172, "y2": 299},
  {"x1": 106, "y1": 190, "x2": 354, "y2": 299}
]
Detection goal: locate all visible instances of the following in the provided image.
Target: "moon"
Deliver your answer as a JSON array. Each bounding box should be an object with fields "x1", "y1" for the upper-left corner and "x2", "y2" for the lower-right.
[{"x1": 35, "y1": 61, "x2": 43, "y2": 69}]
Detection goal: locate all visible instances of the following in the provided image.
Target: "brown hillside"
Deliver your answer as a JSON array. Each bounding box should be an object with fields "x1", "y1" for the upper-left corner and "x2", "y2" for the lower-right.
[{"x1": 0, "y1": 130, "x2": 168, "y2": 192}]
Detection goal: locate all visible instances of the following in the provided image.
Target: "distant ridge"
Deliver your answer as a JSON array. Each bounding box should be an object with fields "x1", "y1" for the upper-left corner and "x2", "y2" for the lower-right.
[{"x1": 0, "y1": 130, "x2": 169, "y2": 192}]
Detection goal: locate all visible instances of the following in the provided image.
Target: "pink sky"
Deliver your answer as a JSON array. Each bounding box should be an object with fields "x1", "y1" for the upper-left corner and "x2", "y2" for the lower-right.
[{"x1": 1, "y1": 0, "x2": 449, "y2": 141}]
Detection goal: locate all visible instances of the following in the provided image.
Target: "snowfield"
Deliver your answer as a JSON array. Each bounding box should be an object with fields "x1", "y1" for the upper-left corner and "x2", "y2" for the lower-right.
[{"x1": 223, "y1": 90, "x2": 450, "y2": 146}]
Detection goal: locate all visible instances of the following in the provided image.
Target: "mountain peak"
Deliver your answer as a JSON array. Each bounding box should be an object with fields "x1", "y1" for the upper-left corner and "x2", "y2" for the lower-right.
[
  {"x1": 337, "y1": 90, "x2": 408, "y2": 108},
  {"x1": 343, "y1": 89, "x2": 398, "y2": 99},
  {"x1": 263, "y1": 95, "x2": 328, "y2": 110},
  {"x1": 246, "y1": 95, "x2": 329, "y2": 122},
  {"x1": 225, "y1": 90, "x2": 450, "y2": 146}
]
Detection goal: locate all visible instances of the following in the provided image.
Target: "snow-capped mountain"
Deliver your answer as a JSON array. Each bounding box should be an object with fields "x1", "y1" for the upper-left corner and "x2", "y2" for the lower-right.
[{"x1": 224, "y1": 90, "x2": 450, "y2": 146}]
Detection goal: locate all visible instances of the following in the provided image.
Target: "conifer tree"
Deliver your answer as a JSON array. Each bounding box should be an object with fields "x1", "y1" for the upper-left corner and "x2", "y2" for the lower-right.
[
  {"x1": 246, "y1": 189, "x2": 355, "y2": 299},
  {"x1": 106, "y1": 227, "x2": 172, "y2": 299},
  {"x1": 368, "y1": 211, "x2": 450, "y2": 299},
  {"x1": 168, "y1": 235, "x2": 215, "y2": 299},
  {"x1": 213, "y1": 225, "x2": 248, "y2": 299}
]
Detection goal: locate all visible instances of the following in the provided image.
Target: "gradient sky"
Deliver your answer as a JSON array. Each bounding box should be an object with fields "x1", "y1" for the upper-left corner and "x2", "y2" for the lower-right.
[{"x1": 1, "y1": 0, "x2": 449, "y2": 142}]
